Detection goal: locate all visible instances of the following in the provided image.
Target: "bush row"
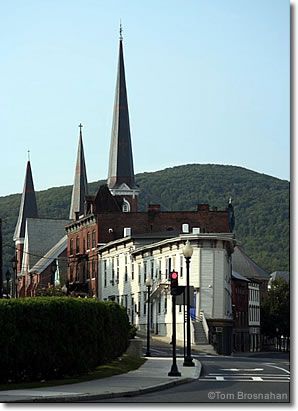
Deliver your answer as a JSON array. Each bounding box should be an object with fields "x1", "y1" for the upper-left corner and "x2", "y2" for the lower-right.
[{"x1": 0, "y1": 297, "x2": 129, "y2": 383}]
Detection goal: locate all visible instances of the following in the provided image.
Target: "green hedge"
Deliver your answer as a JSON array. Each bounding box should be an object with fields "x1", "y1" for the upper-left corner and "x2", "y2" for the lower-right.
[{"x1": 0, "y1": 297, "x2": 129, "y2": 383}]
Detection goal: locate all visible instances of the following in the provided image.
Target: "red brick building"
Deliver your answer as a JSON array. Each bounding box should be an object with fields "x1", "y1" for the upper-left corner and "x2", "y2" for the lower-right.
[{"x1": 232, "y1": 271, "x2": 249, "y2": 352}]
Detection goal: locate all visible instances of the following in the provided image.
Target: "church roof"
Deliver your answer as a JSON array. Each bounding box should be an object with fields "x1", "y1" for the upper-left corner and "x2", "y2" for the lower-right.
[
  {"x1": 13, "y1": 160, "x2": 38, "y2": 241},
  {"x1": 107, "y1": 33, "x2": 137, "y2": 190},
  {"x1": 69, "y1": 124, "x2": 88, "y2": 220},
  {"x1": 29, "y1": 234, "x2": 67, "y2": 275},
  {"x1": 22, "y1": 218, "x2": 71, "y2": 273},
  {"x1": 232, "y1": 245, "x2": 269, "y2": 281}
]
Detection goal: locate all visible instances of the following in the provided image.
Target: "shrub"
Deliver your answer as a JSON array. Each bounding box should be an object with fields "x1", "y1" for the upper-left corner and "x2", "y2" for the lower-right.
[
  {"x1": 0, "y1": 298, "x2": 129, "y2": 383},
  {"x1": 128, "y1": 324, "x2": 138, "y2": 339}
]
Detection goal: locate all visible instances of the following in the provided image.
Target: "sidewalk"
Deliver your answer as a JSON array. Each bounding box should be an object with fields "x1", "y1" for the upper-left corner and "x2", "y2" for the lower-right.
[
  {"x1": 150, "y1": 333, "x2": 218, "y2": 356},
  {"x1": 0, "y1": 357, "x2": 201, "y2": 403}
]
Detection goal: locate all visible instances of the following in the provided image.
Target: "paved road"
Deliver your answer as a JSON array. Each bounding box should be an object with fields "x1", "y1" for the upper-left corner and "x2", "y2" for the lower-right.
[{"x1": 92, "y1": 341, "x2": 290, "y2": 403}]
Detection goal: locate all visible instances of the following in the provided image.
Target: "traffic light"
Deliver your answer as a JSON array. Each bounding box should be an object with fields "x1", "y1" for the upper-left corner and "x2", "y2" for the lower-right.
[{"x1": 170, "y1": 271, "x2": 179, "y2": 295}]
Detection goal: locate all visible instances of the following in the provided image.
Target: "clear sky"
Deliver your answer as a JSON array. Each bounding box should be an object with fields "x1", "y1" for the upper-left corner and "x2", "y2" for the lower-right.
[{"x1": 0, "y1": 0, "x2": 290, "y2": 197}]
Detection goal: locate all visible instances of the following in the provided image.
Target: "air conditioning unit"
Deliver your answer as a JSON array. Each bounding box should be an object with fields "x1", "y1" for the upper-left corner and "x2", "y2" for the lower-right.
[
  {"x1": 192, "y1": 227, "x2": 200, "y2": 234},
  {"x1": 215, "y1": 327, "x2": 223, "y2": 333},
  {"x1": 124, "y1": 227, "x2": 131, "y2": 237}
]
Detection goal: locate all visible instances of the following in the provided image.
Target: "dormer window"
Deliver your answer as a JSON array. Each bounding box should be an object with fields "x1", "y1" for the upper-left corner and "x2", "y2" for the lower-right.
[{"x1": 122, "y1": 198, "x2": 131, "y2": 212}]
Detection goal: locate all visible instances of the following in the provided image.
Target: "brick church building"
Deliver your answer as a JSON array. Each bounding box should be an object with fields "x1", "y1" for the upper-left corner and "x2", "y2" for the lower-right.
[{"x1": 65, "y1": 30, "x2": 235, "y2": 298}]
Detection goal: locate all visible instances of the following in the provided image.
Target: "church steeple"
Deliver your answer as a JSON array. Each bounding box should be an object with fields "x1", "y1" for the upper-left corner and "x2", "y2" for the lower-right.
[
  {"x1": 13, "y1": 158, "x2": 38, "y2": 241},
  {"x1": 69, "y1": 124, "x2": 89, "y2": 220},
  {"x1": 107, "y1": 27, "x2": 139, "y2": 211}
]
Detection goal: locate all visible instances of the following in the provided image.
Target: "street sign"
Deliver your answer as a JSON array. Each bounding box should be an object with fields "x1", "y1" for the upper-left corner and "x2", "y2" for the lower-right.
[{"x1": 175, "y1": 286, "x2": 194, "y2": 307}]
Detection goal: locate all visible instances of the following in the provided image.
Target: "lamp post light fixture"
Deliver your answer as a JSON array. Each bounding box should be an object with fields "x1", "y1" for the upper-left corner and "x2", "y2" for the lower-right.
[
  {"x1": 145, "y1": 278, "x2": 153, "y2": 357},
  {"x1": 51, "y1": 259, "x2": 57, "y2": 295},
  {"x1": 10, "y1": 255, "x2": 18, "y2": 298},
  {"x1": 182, "y1": 240, "x2": 195, "y2": 367},
  {"x1": 62, "y1": 284, "x2": 68, "y2": 295},
  {"x1": 5, "y1": 270, "x2": 11, "y2": 299}
]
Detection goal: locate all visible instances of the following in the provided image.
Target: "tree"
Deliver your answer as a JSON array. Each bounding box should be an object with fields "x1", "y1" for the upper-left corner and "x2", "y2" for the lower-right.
[{"x1": 261, "y1": 278, "x2": 290, "y2": 339}]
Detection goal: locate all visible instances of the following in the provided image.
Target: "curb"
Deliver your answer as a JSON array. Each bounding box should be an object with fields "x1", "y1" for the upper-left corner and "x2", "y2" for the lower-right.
[{"x1": 7, "y1": 360, "x2": 202, "y2": 403}]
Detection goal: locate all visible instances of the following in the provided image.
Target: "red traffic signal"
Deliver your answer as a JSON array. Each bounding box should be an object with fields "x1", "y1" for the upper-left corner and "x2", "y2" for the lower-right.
[
  {"x1": 171, "y1": 271, "x2": 178, "y2": 280},
  {"x1": 170, "y1": 271, "x2": 179, "y2": 295}
]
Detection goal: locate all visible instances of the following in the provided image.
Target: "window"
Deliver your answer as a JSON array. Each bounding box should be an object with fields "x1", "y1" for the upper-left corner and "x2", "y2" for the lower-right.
[
  {"x1": 131, "y1": 263, "x2": 134, "y2": 281},
  {"x1": 144, "y1": 262, "x2": 147, "y2": 283},
  {"x1": 180, "y1": 256, "x2": 184, "y2": 277},
  {"x1": 112, "y1": 258, "x2": 115, "y2": 282},
  {"x1": 76, "y1": 237, "x2": 80, "y2": 254},
  {"x1": 85, "y1": 260, "x2": 89, "y2": 281},
  {"x1": 164, "y1": 294, "x2": 167, "y2": 313},
  {"x1": 151, "y1": 260, "x2": 154, "y2": 279},
  {"x1": 104, "y1": 260, "x2": 107, "y2": 287},
  {"x1": 138, "y1": 292, "x2": 141, "y2": 315},
  {"x1": 158, "y1": 296, "x2": 161, "y2": 314},
  {"x1": 116, "y1": 257, "x2": 119, "y2": 282},
  {"x1": 158, "y1": 260, "x2": 162, "y2": 279},
  {"x1": 75, "y1": 266, "x2": 79, "y2": 282},
  {"x1": 87, "y1": 232, "x2": 91, "y2": 250},
  {"x1": 165, "y1": 257, "x2": 169, "y2": 280},
  {"x1": 70, "y1": 265, "x2": 73, "y2": 282},
  {"x1": 70, "y1": 238, "x2": 73, "y2": 255},
  {"x1": 172, "y1": 255, "x2": 176, "y2": 271},
  {"x1": 143, "y1": 292, "x2": 147, "y2": 316},
  {"x1": 92, "y1": 260, "x2": 95, "y2": 279},
  {"x1": 125, "y1": 256, "x2": 128, "y2": 282},
  {"x1": 92, "y1": 230, "x2": 96, "y2": 248},
  {"x1": 138, "y1": 263, "x2": 141, "y2": 284},
  {"x1": 124, "y1": 295, "x2": 128, "y2": 308},
  {"x1": 122, "y1": 198, "x2": 130, "y2": 212}
]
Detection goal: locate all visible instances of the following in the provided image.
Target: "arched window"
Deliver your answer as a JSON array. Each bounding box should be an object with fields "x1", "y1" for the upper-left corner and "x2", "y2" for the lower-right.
[{"x1": 122, "y1": 198, "x2": 131, "y2": 212}]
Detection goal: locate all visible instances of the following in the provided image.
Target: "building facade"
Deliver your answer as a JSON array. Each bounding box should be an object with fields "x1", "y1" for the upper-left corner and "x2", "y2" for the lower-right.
[
  {"x1": 97, "y1": 232, "x2": 235, "y2": 355},
  {"x1": 232, "y1": 271, "x2": 250, "y2": 352},
  {"x1": 248, "y1": 280, "x2": 261, "y2": 352}
]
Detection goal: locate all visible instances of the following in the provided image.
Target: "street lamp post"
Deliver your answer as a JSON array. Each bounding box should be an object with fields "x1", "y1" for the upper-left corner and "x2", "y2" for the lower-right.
[
  {"x1": 145, "y1": 278, "x2": 152, "y2": 357},
  {"x1": 183, "y1": 240, "x2": 195, "y2": 367},
  {"x1": 5, "y1": 270, "x2": 11, "y2": 299},
  {"x1": 10, "y1": 255, "x2": 18, "y2": 298}
]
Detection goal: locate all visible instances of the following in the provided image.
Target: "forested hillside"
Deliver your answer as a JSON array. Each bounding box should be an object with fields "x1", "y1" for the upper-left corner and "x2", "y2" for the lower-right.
[{"x1": 0, "y1": 164, "x2": 289, "y2": 274}]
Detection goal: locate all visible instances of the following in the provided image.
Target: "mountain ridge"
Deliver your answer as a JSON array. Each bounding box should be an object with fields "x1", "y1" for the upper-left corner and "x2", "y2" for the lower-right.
[{"x1": 0, "y1": 163, "x2": 289, "y2": 275}]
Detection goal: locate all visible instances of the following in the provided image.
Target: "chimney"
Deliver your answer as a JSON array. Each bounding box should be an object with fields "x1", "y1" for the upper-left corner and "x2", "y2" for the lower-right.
[
  {"x1": 148, "y1": 204, "x2": 161, "y2": 212},
  {"x1": 197, "y1": 204, "x2": 209, "y2": 212}
]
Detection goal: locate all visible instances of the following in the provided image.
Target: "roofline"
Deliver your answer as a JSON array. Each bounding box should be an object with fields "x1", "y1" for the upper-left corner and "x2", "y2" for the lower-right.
[{"x1": 97, "y1": 232, "x2": 236, "y2": 255}]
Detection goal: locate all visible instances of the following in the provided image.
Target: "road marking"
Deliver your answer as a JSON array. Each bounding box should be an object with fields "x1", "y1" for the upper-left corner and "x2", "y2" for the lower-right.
[
  {"x1": 265, "y1": 364, "x2": 290, "y2": 374},
  {"x1": 220, "y1": 368, "x2": 264, "y2": 372},
  {"x1": 252, "y1": 377, "x2": 263, "y2": 381},
  {"x1": 199, "y1": 378, "x2": 289, "y2": 383},
  {"x1": 215, "y1": 376, "x2": 225, "y2": 381},
  {"x1": 209, "y1": 373, "x2": 288, "y2": 377}
]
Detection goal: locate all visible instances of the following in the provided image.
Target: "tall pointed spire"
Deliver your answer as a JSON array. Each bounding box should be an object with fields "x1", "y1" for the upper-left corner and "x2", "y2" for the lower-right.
[
  {"x1": 69, "y1": 123, "x2": 89, "y2": 219},
  {"x1": 13, "y1": 159, "x2": 38, "y2": 241},
  {"x1": 107, "y1": 27, "x2": 138, "y2": 191}
]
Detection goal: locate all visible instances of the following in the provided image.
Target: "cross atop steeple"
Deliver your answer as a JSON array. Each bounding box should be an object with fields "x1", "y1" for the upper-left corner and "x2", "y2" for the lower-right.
[
  {"x1": 78, "y1": 123, "x2": 83, "y2": 132},
  {"x1": 119, "y1": 20, "x2": 123, "y2": 40}
]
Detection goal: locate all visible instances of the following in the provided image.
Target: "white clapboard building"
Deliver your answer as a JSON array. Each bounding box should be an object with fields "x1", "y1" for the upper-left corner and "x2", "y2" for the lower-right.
[{"x1": 98, "y1": 230, "x2": 236, "y2": 354}]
